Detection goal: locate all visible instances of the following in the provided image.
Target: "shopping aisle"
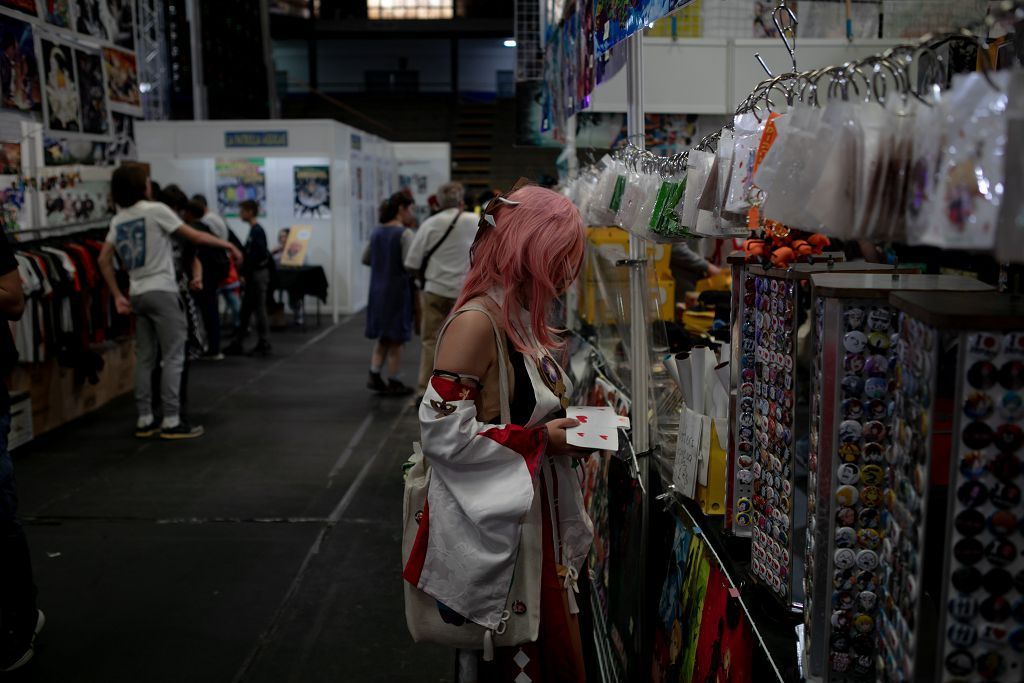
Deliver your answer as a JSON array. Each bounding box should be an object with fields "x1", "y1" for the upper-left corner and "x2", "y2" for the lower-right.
[{"x1": 6, "y1": 318, "x2": 451, "y2": 683}]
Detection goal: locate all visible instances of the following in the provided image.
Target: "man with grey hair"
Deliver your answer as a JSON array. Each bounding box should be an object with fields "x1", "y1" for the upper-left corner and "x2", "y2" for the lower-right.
[{"x1": 404, "y1": 181, "x2": 478, "y2": 395}]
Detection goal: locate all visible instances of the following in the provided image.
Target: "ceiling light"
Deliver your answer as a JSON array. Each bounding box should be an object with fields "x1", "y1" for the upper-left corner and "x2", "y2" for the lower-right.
[{"x1": 504, "y1": 39, "x2": 517, "y2": 48}]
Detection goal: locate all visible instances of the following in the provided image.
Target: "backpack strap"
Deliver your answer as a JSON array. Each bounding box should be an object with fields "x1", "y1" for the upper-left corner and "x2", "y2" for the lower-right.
[{"x1": 433, "y1": 296, "x2": 511, "y2": 425}]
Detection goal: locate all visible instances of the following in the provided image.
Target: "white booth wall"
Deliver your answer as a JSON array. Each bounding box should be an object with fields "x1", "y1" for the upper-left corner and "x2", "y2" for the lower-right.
[{"x1": 136, "y1": 120, "x2": 397, "y2": 320}]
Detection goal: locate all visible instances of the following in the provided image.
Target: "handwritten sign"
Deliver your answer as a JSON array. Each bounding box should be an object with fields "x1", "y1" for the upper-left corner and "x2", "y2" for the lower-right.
[{"x1": 673, "y1": 406, "x2": 703, "y2": 498}]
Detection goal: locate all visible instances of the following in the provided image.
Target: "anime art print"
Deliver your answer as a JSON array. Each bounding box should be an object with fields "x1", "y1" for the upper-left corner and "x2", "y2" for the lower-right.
[
  {"x1": 75, "y1": 49, "x2": 109, "y2": 135},
  {"x1": 0, "y1": 15, "x2": 40, "y2": 113},
  {"x1": 102, "y1": 46, "x2": 141, "y2": 113},
  {"x1": 41, "y1": 39, "x2": 80, "y2": 132},
  {"x1": 293, "y1": 165, "x2": 330, "y2": 219}
]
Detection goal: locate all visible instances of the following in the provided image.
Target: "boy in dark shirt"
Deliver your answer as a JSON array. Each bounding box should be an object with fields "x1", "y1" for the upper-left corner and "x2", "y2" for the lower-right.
[
  {"x1": 225, "y1": 199, "x2": 272, "y2": 356},
  {"x1": 0, "y1": 234, "x2": 43, "y2": 671}
]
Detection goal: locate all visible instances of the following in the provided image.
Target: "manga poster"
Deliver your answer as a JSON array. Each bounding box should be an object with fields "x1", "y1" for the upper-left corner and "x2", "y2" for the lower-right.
[
  {"x1": 676, "y1": 531, "x2": 711, "y2": 681},
  {"x1": 691, "y1": 564, "x2": 754, "y2": 682},
  {"x1": 595, "y1": 0, "x2": 692, "y2": 54},
  {"x1": 0, "y1": 183, "x2": 25, "y2": 232},
  {"x1": 0, "y1": 141, "x2": 19, "y2": 173},
  {"x1": 578, "y1": 0, "x2": 595, "y2": 107},
  {"x1": 0, "y1": 0, "x2": 38, "y2": 17},
  {"x1": 43, "y1": 136, "x2": 107, "y2": 165},
  {"x1": 105, "y1": 111, "x2": 136, "y2": 162},
  {"x1": 108, "y1": 0, "x2": 134, "y2": 50},
  {"x1": 75, "y1": 0, "x2": 114, "y2": 41},
  {"x1": 43, "y1": 0, "x2": 73, "y2": 28},
  {"x1": 75, "y1": 49, "x2": 109, "y2": 135},
  {"x1": 293, "y1": 165, "x2": 330, "y2": 219},
  {"x1": 102, "y1": 46, "x2": 141, "y2": 113},
  {"x1": 41, "y1": 38, "x2": 80, "y2": 132},
  {"x1": 215, "y1": 158, "x2": 266, "y2": 218},
  {"x1": 0, "y1": 15, "x2": 40, "y2": 113}
]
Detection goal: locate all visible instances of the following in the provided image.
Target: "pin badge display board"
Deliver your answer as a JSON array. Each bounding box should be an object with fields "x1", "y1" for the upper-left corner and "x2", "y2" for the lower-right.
[
  {"x1": 803, "y1": 275, "x2": 992, "y2": 682},
  {"x1": 882, "y1": 292, "x2": 1024, "y2": 683},
  {"x1": 729, "y1": 259, "x2": 903, "y2": 608},
  {"x1": 728, "y1": 254, "x2": 847, "y2": 539}
]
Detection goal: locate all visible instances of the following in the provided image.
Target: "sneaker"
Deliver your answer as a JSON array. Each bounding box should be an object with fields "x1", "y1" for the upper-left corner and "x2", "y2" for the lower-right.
[
  {"x1": 135, "y1": 420, "x2": 159, "y2": 439},
  {"x1": 387, "y1": 379, "x2": 414, "y2": 396},
  {"x1": 161, "y1": 423, "x2": 205, "y2": 440},
  {"x1": 248, "y1": 341, "x2": 272, "y2": 357},
  {"x1": 0, "y1": 611, "x2": 42, "y2": 673},
  {"x1": 201, "y1": 352, "x2": 225, "y2": 361},
  {"x1": 367, "y1": 371, "x2": 388, "y2": 393}
]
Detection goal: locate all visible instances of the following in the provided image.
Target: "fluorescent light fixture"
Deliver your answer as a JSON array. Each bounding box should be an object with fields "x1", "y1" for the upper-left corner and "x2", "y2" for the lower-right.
[
  {"x1": 504, "y1": 39, "x2": 517, "y2": 47},
  {"x1": 139, "y1": 82, "x2": 153, "y2": 93}
]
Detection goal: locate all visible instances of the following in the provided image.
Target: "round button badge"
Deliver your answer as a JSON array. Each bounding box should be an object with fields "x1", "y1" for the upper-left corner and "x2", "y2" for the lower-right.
[
  {"x1": 963, "y1": 421, "x2": 995, "y2": 450},
  {"x1": 836, "y1": 485, "x2": 859, "y2": 507},
  {"x1": 964, "y1": 391, "x2": 995, "y2": 420},
  {"x1": 1001, "y1": 360, "x2": 1024, "y2": 390},
  {"x1": 968, "y1": 361, "x2": 998, "y2": 390},
  {"x1": 843, "y1": 331, "x2": 868, "y2": 354},
  {"x1": 955, "y1": 508, "x2": 987, "y2": 536},
  {"x1": 835, "y1": 548, "x2": 857, "y2": 570},
  {"x1": 954, "y1": 537, "x2": 984, "y2": 565},
  {"x1": 855, "y1": 549, "x2": 879, "y2": 571}
]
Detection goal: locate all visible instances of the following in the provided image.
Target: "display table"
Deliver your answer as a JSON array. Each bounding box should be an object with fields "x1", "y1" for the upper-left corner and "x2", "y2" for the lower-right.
[{"x1": 274, "y1": 265, "x2": 329, "y2": 327}]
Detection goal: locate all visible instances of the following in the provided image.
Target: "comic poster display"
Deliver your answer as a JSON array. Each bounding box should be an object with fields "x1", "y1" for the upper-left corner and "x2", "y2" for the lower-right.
[
  {"x1": 0, "y1": 0, "x2": 38, "y2": 17},
  {"x1": 41, "y1": 38, "x2": 80, "y2": 132},
  {"x1": 75, "y1": 0, "x2": 114, "y2": 41},
  {"x1": 43, "y1": 135, "x2": 106, "y2": 165},
  {"x1": 43, "y1": 178, "x2": 112, "y2": 227},
  {"x1": 293, "y1": 165, "x2": 330, "y2": 219},
  {"x1": 43, "y1": 0, "x2": 72, "y2": 28},
  {"x1": 0, "y1": 15, "x2": 40, "y2": 113},
  {"x1": 0, "y1": 140, "x2": 20, "y2": 173},
  {"x1": 215, "y1": 158, "x2": 266, "y2": 218},
  {"x1": 105, "y1": 111, "x2": 135, "y2": 162},
  {"x1": 108, "y1": 0, "x2": 134, "y2": 50},
  {"x1": 102, "y1": 46, "x2": 140, "y2": 113},
  {"x1": 75, "y1": 49, "x2": 108, "y2": 135},
  {"x1": 0, "y1": 183, "x2": 25, "y2": 231}
]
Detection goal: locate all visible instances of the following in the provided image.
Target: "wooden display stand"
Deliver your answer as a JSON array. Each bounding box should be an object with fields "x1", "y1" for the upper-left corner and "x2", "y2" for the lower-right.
[{"x1": 7, "y1": 339, "x2": 135, "y2": 439}]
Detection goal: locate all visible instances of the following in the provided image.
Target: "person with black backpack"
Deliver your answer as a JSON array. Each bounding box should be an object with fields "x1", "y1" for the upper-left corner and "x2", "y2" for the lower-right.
[
  {"x1": 403, "y1": 182, "x2": 478, "y2": 397},
  {"x1": 184, "y1": 201, "x2": 230, "y2": 360}
]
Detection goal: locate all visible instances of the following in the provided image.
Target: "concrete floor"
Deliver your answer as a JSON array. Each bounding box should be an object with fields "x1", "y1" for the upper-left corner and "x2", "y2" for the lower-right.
[{"x1": 5, "y1": 317, "x2": 452, "y2": 682}]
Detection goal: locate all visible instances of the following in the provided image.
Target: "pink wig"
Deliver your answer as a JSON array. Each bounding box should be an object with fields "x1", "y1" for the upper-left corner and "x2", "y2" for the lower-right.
[{"x1": 453, "y1": 185, "x2": 585, "y2": 354}]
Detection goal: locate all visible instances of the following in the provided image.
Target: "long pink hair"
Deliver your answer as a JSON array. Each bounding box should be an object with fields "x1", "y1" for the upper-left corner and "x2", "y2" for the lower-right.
[{"x1": 453, "y1": 185, "x2": 585, "y2": 354}]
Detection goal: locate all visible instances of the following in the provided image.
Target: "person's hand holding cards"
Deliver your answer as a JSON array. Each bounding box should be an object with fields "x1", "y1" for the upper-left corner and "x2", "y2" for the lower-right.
[
  {"x1": 545, "y1": 418, "x2": 594, "y2": 458},
  {"x1": 565, "y1": 407, "x2": 630, "y2": 451}
]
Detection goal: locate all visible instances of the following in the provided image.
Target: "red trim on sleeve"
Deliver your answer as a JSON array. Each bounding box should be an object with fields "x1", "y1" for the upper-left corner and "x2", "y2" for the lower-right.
[
  {"x1": 403, "y1": 500, "x2": 429, "y2": 586},
  {"x1": 428, "y1": 375, "x2": 481, "y2": 403},
  {"x1": 480, "y1": 425, "x2": 548, "y2": 477}
]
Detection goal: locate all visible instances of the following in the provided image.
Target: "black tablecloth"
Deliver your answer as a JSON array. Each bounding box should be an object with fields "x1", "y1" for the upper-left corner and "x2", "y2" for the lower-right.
[{"x1": 274, "y1": 265, "x2": 329, "y2": 302}]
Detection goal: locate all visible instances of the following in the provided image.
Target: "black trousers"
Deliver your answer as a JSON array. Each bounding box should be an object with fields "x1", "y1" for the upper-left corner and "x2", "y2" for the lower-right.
[
  {"x1": 236, "y1": 269, "x2": 270, "y2": 344},
  {"x1": 0, "y1": 412, "x2": 37, "y2": 639},
  {"x1": 194, "y1": 288, "x2": 221, "y2": 355}
]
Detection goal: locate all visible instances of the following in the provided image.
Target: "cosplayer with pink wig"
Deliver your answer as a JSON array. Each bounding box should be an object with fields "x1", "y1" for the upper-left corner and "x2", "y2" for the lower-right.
[
  {"x1": 405, "y1": 183, "x2": 594, "y2": 682},
  {"x1": 453, "y1": 184, "x2": 586, "y2": 354}
]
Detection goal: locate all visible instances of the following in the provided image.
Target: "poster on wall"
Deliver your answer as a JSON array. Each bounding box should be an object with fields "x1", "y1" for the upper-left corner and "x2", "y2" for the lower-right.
[
  {"x1": 41, "y1": 39, "x2": 81, "y2": 132},
  {"x1": 104, "y1": 111, "x2": 135, "y2": 162},
  {"x1": 75, "y1": 49, "x2": 109, "y2": 135},
  {"x1": 42, "y1": 178, "x2": 112, "y2": 227},
  {"x1": 0, "y1": 141, "x2": 20, "y2": 173},
  {"x1": 0, "y1": 183, "x2": 26, "y2": 232},
  {"x1": 43, "y1": 0, "x2": 73, "y2": 28},
  {"x1": 293, "y1": 165, "x2": 330, "y2": 219},
  {"x1": 44, "y1": 135, "x2": 107, "y2": 165},
  {"x1": 215, "y1": 158, "x2": 266, "y2": 218},
  {"x1": 280, "y1": 225, "x2": 311, "y2": 266},
  {"x1": 102, "y1": 46, "x2": 141, "y2": 114},
  {"x1": 75, "y1": 0, "x2": 114, "y2": 41},
  {"x1": 0, "y1": 15, "x2": 40, "y2": 113},
  {"x1": 0, "y1": 0, "x2": 38, "y2": 17},
  {"x1": 594, "y1": 0, "x2": 691, "y2": 55},
  {"x1": 398, "y1": 157, "x2": 449, "y2": 226},
  {"x1": 108, "y1": 0, "x2": 134, "y2": 50}
]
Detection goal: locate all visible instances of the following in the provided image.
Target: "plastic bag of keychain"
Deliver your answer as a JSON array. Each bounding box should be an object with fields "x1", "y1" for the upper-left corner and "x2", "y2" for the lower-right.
[
  {"x1": 679, "y1": 149, "x2": 713, "y2": 230},
  {"x1": 995, "y1": 69, "x2": 1024, "y2": 263},
  {"x1": 625, "y1": 160, "x2": 664, "y2": 236},
  {"x1": 695, "y1": 129, "x2": 749, "y2": 238},
  {"x1": 646, "y1": 156, "x2": 691, "y2": 239},
  {"x1": 724, "y1": 112, "x2": 763, "y2": 214},
  {"x1": 587, "y1": 155, "x2": 626, "y2": 226},
  {"x1": 759, "y1": 95, "x2": 827, "y2": 230},
  {"x1": 926, "y1": 69, "x2": 1010, "y2": 252}
]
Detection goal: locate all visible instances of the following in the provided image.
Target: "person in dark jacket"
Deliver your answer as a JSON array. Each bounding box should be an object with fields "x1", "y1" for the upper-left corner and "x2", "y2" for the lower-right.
[
  {"x1": 225, "y1": 200, "x2": 272, "y2": 357},
  {"x1": 363, "y1": 193, "x2": 415, "y2": 395}
]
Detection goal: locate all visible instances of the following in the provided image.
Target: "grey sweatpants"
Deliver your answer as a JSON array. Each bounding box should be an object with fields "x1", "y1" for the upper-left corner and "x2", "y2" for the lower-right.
[{"x1": 132, "y1": 290, "x2": 187, "y2": 420}]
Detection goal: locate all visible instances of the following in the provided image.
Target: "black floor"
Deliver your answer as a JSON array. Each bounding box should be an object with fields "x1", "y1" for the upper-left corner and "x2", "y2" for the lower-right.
[{"x1": 5, "y1": 318, "x2": 452, "y2": 682}]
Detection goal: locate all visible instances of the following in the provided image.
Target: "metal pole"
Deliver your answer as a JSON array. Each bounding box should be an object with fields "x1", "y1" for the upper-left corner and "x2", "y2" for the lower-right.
[
  {"x1": 624, "y1": 28, "x2": 651, "y2": 670},
  {"x1": 625, "y1": 33, "x2": 649, "y2": 454}
]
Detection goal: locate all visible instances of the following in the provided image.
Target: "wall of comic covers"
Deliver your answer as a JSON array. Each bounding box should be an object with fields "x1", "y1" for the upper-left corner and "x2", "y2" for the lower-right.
[{"x1": 0, "y1": 0, "x2": 140, "y2": 163}]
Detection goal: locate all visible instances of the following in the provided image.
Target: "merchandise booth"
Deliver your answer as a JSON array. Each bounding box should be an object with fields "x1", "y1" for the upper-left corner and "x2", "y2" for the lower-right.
[
  {"x1": 136, "y1": 119, "x2": 398, "y2": 321},
  {"x1": 0, "y1": 1, "x2": 145, "y2": 446},
  {"x1": 540, "y1": 1, "x2": 1024, "y2": 682}
]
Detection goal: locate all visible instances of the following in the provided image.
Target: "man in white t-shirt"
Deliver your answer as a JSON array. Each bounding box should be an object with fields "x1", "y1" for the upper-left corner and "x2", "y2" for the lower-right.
[
  {"x1": 403, "y1": 181, "x2": 478, "y2": 394},
  {"x1": 190, "y1": 193, "x2": 230, "y2": 241},
  {"x1": 99, "y1": 166, "x2": 241, "y2": 440}
]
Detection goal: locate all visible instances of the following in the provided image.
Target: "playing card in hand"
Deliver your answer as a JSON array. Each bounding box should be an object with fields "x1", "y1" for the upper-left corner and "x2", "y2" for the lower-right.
[{"x1": 566, "y1": 406, "x2": 622, "y2": 450}]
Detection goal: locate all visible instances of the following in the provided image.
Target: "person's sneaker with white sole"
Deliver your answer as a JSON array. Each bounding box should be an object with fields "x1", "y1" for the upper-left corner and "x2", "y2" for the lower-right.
[{"x1": 0, "y1": 609, "x2": 44, "y2": 672}]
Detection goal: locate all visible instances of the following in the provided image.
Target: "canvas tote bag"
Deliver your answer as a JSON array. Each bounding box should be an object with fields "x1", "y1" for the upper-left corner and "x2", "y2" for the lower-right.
[{"x1": 402, "y1": 299, "x2": 542, "y2": 658}]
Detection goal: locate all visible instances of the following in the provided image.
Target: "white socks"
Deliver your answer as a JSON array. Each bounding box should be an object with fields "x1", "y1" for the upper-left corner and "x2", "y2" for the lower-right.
[
  {"x1": 162, "y1": 415, "x2": 181, "y2": 429},
  {"x1": 138, "y1": 415, "x2": 154, "y2": 429}
]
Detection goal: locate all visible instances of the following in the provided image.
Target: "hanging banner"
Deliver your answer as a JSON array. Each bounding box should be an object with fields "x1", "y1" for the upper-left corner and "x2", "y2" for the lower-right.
[
  {"x1": 293, "y1": 165, "x2": 330, "y2": 219},
  {"x1": 215, "y1": 158, "x2": 266, "y2": 218},
  {"x1": 595, "y1": 0, "x2": 694, "y2": 55}
]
